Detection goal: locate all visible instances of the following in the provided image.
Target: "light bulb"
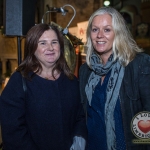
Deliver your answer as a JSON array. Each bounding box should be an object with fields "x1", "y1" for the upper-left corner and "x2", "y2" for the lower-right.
[{"x1": 104, "y1": 0, "x2": 110, "y2": 6}]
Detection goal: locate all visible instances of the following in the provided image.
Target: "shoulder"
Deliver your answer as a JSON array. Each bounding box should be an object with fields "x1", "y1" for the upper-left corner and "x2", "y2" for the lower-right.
[
  {"x1": 1, "y1": 71, "x2": 23, "y2": 97},
  {"x1": 133, "y1": 53, "x2": 150, "y2": 63},
  {"x1": 62, "y1": 74, "x2": 79, "y2": 85},
  {"x1": 11, "y1": 71, "x2": 22, "y2": 78},
  {"x1": 126, "y1": 53, "x2": 150, "y2": 74},
  {"x1": 137, "y1": 53, "x2": 150, "y2": 73},
  {"x1": 71, "y1": 75, "x2": 79, "y2": 84},
  {"x1": 6, "y1": 71, "x2": 22, "y2": 85},
  {"x1": 79, "y1": 63, "x2": 89, "y2": 72},
  {"x1": 127, "y1": 53, "x2": 150, "y2": 67},
  {"x1": 79, "y1": 63, "x2": 92, "y2": 77},
  {"x1": 79, "y1": 63, "x2": 92, "y2": 89}
]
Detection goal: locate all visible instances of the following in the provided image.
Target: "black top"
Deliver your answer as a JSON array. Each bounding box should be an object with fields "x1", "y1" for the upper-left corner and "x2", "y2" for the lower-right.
[{"x1": 0, "y1": 71, "x2": 87, "y2": 150}]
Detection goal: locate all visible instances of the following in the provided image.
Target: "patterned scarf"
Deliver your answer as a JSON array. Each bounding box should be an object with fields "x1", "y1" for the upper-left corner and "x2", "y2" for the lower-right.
[{"x1": 85, "y1": 53, "x2": 124, "y2": 150}]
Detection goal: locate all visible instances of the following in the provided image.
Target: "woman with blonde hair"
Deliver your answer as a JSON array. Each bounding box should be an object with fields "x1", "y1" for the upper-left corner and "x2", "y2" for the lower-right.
[{"x1": 79, "y1": 6, "x2": 150, "y2": 150}]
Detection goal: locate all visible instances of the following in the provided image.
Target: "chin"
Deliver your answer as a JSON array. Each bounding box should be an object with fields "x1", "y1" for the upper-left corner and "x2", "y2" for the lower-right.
[
  {"x1": 96, "y1": 50, "x2": 113, "y2": 55},
  {"x1": 95, "y1": 50, "x2": 106, "y2": 54}
]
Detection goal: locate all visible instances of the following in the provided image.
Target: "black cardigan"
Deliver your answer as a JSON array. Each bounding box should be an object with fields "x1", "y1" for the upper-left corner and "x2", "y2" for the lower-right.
[{"x1": 0, "y1": 72, "x2": 87, "y2": 150}]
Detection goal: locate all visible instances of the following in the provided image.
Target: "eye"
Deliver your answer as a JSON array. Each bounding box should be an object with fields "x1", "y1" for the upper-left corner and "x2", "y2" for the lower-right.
[
  {"x1": 38, "y1": 41, "x2": 46, "y2": 45},
  {"x1": 91, "y1": 28, "x2": 98, "y2": 32},
  {"x1": 104, "y1": 28, "x2": 111, "y2": 32},
  {"x1": 52, "y1": 40, "x2": 59, "y2": 44}
]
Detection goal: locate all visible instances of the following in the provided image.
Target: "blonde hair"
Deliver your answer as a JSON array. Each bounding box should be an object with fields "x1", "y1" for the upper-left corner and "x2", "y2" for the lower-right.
[{"x1": 86, "y1": 7, "x2": 142, "y2": 67}]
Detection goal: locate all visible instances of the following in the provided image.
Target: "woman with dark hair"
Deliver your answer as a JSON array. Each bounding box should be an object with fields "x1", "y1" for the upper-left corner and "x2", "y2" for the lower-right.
[{"x1": 0, "y1": 23, "x2": 87, "y2": 150}]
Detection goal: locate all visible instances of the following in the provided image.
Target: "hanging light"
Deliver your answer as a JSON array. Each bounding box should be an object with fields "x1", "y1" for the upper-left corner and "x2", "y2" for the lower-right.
[{"x1": 104, "y1": 0, "x2": 110, "y2": 6}]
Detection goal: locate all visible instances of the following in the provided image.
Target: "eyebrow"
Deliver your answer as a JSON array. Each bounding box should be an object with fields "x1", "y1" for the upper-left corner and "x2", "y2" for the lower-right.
[
  {"x1": 91, "y1": 24, "x2": 112, "y2": 28},
  {"x1": 38, "y1": 39, "x2": 59, "y2": 43},
  {"x1": 38, "y1": 40, "x2": 46, "y2": 43}
]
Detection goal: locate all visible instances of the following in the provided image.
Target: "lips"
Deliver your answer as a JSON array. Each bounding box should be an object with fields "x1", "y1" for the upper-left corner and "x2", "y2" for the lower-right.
[
  {"x1": 97, "y1": 41, "x2": 106, "y2": 44},
  {"x1": 45, "y1": 53, "x2": 55, "y2": 55}
]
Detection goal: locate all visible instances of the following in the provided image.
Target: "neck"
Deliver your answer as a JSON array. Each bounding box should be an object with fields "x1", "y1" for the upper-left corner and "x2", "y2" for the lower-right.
[
  {"x1": 99, "y1": 53, "x2": 113, "y2": 65},
  {"x1": 38, "y1": 70, "x2": 60, "y2": 80}
]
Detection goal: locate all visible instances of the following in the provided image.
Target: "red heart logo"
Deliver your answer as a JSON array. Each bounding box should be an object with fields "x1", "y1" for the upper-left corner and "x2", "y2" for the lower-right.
[{"x1": 138, "y1": 120, "x2": 150, "y2": 133}]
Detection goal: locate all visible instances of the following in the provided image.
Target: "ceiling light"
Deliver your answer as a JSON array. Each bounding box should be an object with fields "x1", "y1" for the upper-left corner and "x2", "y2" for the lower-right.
[{"x1": 104, "y1": 0, "x2": 110, "y2": 6}]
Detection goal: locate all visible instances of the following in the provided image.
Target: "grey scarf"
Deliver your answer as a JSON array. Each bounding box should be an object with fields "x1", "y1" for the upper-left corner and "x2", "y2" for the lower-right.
[{"x1": 85, "y1": 53, "x2": 124, "y2": 150}]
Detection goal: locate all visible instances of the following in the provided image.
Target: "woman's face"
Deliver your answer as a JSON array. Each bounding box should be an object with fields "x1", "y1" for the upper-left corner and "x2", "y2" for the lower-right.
[
  {"x1": 90, "y1": 14, "x2": 115, "y2": 58},
  {"x1": 34, "y1": 29, "x2": 60, "y2": 68}
]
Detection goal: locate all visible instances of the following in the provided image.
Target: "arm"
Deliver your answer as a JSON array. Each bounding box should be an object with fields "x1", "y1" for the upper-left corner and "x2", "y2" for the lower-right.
[
  {"x1": 70, "y1": 76, "x2": 88, "y2": 150},
  {"x1": 71, "y1": 101, "x2": 87, "y2": 150},
  {"x1": 0, "y1": 72, "x2": 37, "y2": 150},
  {"x1": 79, "y1": 63, "x2": 91, "y2": 113},
  {"x1": 139, "y1": 55, "x2": 150, "y2": 111}
]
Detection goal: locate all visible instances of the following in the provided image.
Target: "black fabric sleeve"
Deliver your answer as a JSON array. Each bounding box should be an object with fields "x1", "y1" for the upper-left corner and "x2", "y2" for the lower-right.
[
  {"x1": 79, "y1": 63, "x2": 91, "y2": 113},
  {"x1": 73, "y1": 99, "x2": 88, "y2": 139},
  {"x1": 0, "y1": 72, "x2": 37, "y2": 150},
  {"x1": 139, "y1": 54, "x2": 150, "y2": 111}
]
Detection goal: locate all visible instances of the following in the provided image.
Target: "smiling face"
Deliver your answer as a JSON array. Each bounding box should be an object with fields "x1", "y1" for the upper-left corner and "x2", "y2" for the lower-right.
[
  {"x1": 90, "y1": 14, "x2": 115, "y2": 62},
  {"x1": 34, "y1": 29, "x2": 60, "y2": 69}
]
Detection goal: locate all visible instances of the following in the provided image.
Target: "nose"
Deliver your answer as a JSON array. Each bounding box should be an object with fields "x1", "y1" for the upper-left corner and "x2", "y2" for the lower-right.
[
  {"x1": 97, "y1": 30, "x2": 104, "y2": 38},
  {"x1": 47, "y1": 43, "x2": 54, "y2": 51}
]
